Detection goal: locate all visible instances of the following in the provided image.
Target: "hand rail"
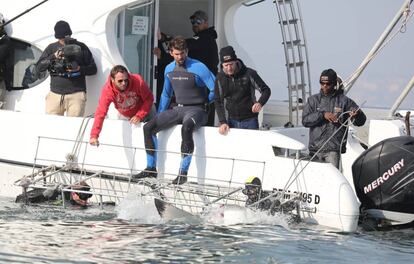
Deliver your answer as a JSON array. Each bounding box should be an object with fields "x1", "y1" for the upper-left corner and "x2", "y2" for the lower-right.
[{"x1": 242, "y1": 0, "x2": 266, "y2": 7}]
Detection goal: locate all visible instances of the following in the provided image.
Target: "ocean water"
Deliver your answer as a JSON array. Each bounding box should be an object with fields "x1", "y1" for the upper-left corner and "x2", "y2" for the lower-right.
[{"x1": 0, "y1": 195, "x2": 413, "y2": 264}]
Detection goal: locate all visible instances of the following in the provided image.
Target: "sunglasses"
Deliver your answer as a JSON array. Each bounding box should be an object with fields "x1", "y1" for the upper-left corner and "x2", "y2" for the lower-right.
[
  {"x1": 320, "y1": 81, "x2": 332, "y2": 86},
  {"x1": 191, "y1": 18, "x2": 203, "y2": 25},
  {"x1": 116, "y1": 79, "x2": 129, "y2": 84}
]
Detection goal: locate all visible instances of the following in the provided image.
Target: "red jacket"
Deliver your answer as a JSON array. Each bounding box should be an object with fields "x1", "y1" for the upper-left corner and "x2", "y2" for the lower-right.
[{"x1": 90, "y1": 73, "x2": 154, "y2": 139}]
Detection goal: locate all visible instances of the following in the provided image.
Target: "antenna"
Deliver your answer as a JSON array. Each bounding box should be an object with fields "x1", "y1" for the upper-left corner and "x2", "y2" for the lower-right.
[{"x1": 0, "y1": 0, "x2": 49, "y2": 28}]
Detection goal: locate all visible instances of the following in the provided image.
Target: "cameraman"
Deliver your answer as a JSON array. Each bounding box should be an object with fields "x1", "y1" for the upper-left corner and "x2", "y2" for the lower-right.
[{"x1": 36, "y1": 20, "x2": 97, "y2": 116}]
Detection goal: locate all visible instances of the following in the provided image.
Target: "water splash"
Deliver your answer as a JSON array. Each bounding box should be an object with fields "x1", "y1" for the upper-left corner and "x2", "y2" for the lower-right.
[
  {"x1": 116, "y1": 193, "x2": 290, "y2": 229},
  {"x1": 203, "y1": 204, "x2": 291, "y2": 229},
  {"x1": 115, "y1": 192, "x2": 162, "y2": 224}
]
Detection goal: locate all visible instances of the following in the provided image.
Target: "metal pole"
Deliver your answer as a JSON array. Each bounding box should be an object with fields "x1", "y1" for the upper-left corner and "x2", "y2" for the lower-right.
[
  {"x1": 1, "y1": 0, "x2": 49, "y2": 28},
  {"x1": 344, "y1": 0, "x2": 413, "y2": 94},
  {"x1": 388, "y1": 74, "x2": 414, "y2": 118}
]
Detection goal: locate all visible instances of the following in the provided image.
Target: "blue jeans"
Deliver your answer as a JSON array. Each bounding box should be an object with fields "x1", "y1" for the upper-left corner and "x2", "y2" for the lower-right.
[{"x1": 228, "y1": 117, "x2": 259, "y2": 130}]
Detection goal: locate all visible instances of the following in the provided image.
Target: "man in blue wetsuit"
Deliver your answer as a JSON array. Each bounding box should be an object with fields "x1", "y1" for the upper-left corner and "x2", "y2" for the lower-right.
[{"x1": 132, "y1": 36, "x2": 215, "y2": 185}]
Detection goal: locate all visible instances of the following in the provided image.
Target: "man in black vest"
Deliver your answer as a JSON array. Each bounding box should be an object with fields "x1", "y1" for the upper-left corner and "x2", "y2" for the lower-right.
[{"x1": 133, "y1": 37, "x2": 215, "y2": 185}]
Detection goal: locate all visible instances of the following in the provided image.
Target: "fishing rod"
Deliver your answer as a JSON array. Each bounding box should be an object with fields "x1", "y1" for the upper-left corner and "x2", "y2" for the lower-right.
[{"x1": 1, "y1": 0, "x2": 49, "y2": 28}]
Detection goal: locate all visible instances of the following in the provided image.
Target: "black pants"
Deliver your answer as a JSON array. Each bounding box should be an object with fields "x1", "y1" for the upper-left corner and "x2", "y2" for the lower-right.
[
  {"x1": 143, "y1": 105, "x2": 208, "y2": 170},
  {"x1": 206, "y1": 103, "x2": 215, "y2": 126}
]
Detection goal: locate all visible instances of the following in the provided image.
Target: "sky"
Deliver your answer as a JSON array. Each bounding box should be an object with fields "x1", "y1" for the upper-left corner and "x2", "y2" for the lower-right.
[{"x1": 233, "y1": 0, "x2": 414, "y2": 110}]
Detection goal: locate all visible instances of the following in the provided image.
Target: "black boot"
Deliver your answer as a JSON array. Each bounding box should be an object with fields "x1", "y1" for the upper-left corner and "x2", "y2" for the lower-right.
[
  {"x1": 131, "y1": 167, "x2": 157, "y2": 181},
  {"x1": 172, "y1": 170, "x2": 188, "y2": 185}
]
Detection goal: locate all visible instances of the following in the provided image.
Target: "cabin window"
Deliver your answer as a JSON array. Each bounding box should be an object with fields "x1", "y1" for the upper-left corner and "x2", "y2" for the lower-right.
[
  {"x1": 3, "y1": 38, "x2": 47, "y2": 91},
  {"x1": 272, "y1": 146, "x2": 309, "y2": 159},
  {"x1": 116, "y1": 1, "x2": 155, "y2": 87}
]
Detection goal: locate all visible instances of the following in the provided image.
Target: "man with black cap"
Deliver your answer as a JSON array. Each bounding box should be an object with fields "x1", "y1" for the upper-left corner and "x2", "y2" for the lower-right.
[
  {"x1": 36, "y1": 20, "x2": 97, "y2": 117},
  {"x1": 214, "y1": 45, "x2": 271, "y2": 135},
  {"x1": 302, "y1": 69, "x2": 366, "y2": 168},
  {"x1": 187, "y1": 10, "x2": 219, "y2": 126}
]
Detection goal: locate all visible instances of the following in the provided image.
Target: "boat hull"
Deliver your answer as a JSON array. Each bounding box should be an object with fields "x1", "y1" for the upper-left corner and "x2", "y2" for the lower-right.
[{"x1": 0, "y1": 110, "x2": 359, "y2": 232}]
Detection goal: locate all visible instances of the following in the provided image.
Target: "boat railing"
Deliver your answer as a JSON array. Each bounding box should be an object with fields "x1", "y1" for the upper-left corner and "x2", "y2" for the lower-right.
[
  {"x1": 31, "y1": 136, "x2": 267, "y2": 181},
  {"x1": 14, "y1": 136, "x2": 268, "y2": 210}
]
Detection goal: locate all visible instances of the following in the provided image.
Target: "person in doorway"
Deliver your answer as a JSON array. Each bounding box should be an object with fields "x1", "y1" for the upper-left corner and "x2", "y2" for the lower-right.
[
  {"x1": 302, "y1": 68, "x2": 366, "y2": 168},
  {"x1": 186, "y1": 10, "x2": 219, "y2": 126},
  {"x1": 133, "y1": 36, "x2": 215, "y2": 185},
  {"x1": 89, "y1": 65, "x2": 155, "y2": 146},
  {"x1": 153, "y1": 29, "x2": 173, "y2": 108},
  {"x1": 0, "y1": 12, "x2": 12, "y2": 108},
  {"x1": 187, "y1": 10, "x2": 219, "y2": 75},
  {"x1": 36, "y1": 20, "x2": 97, "y2": 117},
  {"x1": 215, "y1": 46, "x2": 271, "y2": 135}
]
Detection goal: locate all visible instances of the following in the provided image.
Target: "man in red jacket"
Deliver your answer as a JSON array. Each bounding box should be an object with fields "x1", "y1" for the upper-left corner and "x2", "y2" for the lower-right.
[{"x1": 89, "y1": 65, "x2": 155, "y2": 146}]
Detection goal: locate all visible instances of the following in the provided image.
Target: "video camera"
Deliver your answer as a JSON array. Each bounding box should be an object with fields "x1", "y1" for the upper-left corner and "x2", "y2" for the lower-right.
[{"x1": 49, "y1": 37, "x2": 82, "y2": 77}]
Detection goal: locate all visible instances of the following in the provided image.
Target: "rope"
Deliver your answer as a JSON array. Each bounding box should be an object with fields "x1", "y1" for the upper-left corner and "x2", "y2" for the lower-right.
[
  {"x1": 343, "y1": 3, "x2": 413, "y2": 90},
  {"x1": 251, "y1": 104, "x2": 366, "y2": 208},
  {"x1": 66, "y1": 114, "x2": 94, "y2": 167}
]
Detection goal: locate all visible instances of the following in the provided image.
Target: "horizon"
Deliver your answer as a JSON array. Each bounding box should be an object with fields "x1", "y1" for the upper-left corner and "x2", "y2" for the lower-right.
[{"x1": 233, "y1": 0, "x2": 414, "y2": 110}]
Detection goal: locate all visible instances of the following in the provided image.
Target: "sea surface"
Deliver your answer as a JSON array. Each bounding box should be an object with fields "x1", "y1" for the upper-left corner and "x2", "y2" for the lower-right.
[{"x1": 0, "y1": 195, "x2": 413, "y2": 264}]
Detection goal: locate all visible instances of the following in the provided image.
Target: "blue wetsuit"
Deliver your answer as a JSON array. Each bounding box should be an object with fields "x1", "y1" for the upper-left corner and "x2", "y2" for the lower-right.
[{"x1": 143, "y1": 58, "x2": 215, "y2": 175}]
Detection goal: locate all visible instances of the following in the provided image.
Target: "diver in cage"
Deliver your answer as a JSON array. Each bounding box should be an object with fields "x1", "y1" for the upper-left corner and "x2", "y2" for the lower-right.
[
  {"x1": 243, "y1": 176, "x2": 297, "y2": 214},
  {"x1": 15, "y1": 181, "x2": 93, "y2": 207}
]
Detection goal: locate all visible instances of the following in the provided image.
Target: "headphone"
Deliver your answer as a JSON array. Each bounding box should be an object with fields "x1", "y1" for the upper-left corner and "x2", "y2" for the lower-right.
[{"x1": 334, "y1": 76, "x2": 344, "y2": 92}]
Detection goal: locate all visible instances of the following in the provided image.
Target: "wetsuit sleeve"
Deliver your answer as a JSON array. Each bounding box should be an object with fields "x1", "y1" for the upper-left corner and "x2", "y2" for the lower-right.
[
  {"x1": 249, "y1": 70, "x2": 271, "y2": 106},
  {"x1": 158, "y1": 66, "x2": 174, "y2": 113},
  {"x1": 90, "y1": 86, "x2": 112, "y2": 139},
  {"x1": 302, "y1": 96, "x2": 325, "y2": 127},
  {"x1": 134, "y1": 76, "x2": 154, "y2": 120},
  {"x1": 194, "y1": 64, "x2": 215, "y2": 103},
  {"x1": 214, "y1": 77, "x2": 227, "y2": 124}
]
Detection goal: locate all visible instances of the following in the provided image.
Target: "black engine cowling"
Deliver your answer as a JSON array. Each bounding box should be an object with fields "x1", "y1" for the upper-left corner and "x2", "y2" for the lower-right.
[{"x1": 352, "y1": 136, "x2": 414, "y2": 214}]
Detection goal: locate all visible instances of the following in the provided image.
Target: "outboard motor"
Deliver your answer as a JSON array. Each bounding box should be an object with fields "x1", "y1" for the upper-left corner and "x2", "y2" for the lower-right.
[{"x1": 352, "y1": 136, "x2": 414, "y2": 228}]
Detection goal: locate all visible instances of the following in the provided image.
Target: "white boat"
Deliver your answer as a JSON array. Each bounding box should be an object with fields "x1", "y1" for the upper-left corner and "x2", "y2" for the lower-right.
[{"x1": 0, "y1": 0, "x2": 413, "y2": 232}]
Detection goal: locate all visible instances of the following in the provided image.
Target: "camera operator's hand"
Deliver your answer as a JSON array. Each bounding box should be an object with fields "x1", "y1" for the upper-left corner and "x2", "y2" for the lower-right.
[
  {"x1": 54, "y1": 49, "x2": 64, "y2": 59},
  {"x1": 67, "y1": 65, "x2": 80, "y2": 72}
]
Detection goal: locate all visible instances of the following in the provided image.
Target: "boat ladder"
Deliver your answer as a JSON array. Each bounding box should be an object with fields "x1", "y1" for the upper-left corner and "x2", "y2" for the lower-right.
[
  {"x1": 242, "y1": 0, "x2": 312, "y2": 125},
  {"x1": 275, "y1": 0, "x2": 312, "y2": 125}
]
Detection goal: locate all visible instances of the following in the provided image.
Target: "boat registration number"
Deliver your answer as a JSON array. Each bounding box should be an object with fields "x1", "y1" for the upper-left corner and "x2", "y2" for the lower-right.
[{"x1": 274, "y1": 188, "x2": 321, "y2": 204}]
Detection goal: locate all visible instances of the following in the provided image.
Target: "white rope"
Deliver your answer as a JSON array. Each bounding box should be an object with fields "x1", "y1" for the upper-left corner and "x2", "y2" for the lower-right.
[
  {"x1": 66, "y1": 114, "x2": 94, "y2": 167},
  {"x1": 261, "y1": 104, "x2": 366, "y2": 207},
  {"x1": 343, "y1": 4, "x2": 413, "y2": 90}
]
